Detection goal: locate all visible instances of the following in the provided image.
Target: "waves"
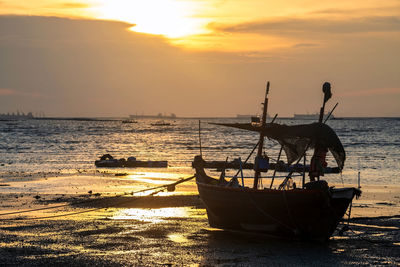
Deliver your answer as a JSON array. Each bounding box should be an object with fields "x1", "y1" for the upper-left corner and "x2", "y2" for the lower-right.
[{"x1": 0, "y1": 118, "x2": 398, "y2": 184}]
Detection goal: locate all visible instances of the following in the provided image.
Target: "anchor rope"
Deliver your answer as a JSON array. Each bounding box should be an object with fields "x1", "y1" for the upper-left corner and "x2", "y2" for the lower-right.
[{"x1": 0, "y1": 175, "x2": 195, "y2": 219}]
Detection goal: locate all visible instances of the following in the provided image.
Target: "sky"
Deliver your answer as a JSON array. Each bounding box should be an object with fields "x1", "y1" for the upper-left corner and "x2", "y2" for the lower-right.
[{"x1": 0, "y1": 0, "x2": 399, "y2": 117}]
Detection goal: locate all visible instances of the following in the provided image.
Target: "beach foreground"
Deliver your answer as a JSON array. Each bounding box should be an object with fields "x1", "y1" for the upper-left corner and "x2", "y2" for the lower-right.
[{"x1": 0, "y1": 173, "x2": 399, "y2": 266}]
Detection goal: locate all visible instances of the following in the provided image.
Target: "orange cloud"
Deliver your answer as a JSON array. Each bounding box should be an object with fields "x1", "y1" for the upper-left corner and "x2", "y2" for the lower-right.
[
  {"x1": 210, "y1": 16, "x2": 400, "y2": 36},
  {"x1": 45, "y1": 3, "x2": 90, "y2": 9},
  {"x1": 0, "y1": 88, "x2": 15, "y2": 95},
  {"x1": 0, "y1": 88, "x2": 49, "y2": 98}
]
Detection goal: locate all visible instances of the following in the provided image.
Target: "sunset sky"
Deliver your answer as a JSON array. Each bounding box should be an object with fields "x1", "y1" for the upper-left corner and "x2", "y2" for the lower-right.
[{"x1": 0, "y1": 0, "x2": 399, "y2": 117}]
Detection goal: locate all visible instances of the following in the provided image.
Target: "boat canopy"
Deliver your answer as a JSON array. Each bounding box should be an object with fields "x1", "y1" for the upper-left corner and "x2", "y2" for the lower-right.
[{"x1": 211, "y1": 122, "x2": 346, "y2": 170}]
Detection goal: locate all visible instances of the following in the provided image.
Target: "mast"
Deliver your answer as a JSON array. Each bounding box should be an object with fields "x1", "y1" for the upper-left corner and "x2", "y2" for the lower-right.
[
  {"x1": 198, "y1": 120, "x2": 203, "y2": 157},
  {"x1": 318, "y1": 82, "x2": 332, "y2": 123},
  {"x1": 310, "y1": 82, "x2": 332, "y2": 182},
  {"x1": 253, "y1": 81, "x2": 270, "y2": 189}
]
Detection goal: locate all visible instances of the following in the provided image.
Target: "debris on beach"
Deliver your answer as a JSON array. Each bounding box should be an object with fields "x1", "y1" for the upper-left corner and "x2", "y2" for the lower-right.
[{"x1": 115, "y1": 173, "x2": 128, "y2": 177}]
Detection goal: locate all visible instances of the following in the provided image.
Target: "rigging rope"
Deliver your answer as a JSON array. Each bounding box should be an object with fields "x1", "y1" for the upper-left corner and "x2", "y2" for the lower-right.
[{"x1": 0, "y1": 175, "x2": 195, "y2": 220}]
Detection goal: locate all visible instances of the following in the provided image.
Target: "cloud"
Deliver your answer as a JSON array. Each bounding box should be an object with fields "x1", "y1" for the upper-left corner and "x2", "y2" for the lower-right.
[
  {"x1": 292, "y1": 43, "x2": 318, "y2": 48},
  {"x1": 0, "y1": 88, "x2": 49, "y2": 98},
  {"x1": 56, "y1": 3, "x2": 90, "y2": 9},
  {"x1": 0, "y1": 15, "x2": 399, "y2": 117},
  {"x1": 0, "y1": 15, "x2": 134, "y2": 41},
  {"x1": 309, "y1": 4, "x2": 400, "y2": 16},
  {"x1": 210, "y1": 16, "x2": 400, "y2": 37},
  {"x1": 0, "y1": 88, "x2": 14, "y2": 95},
  {"x1": 0, "y1": 15, "x2": 236, "y2": 116}
]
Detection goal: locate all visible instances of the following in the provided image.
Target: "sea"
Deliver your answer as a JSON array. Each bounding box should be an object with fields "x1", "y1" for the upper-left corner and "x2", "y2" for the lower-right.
[{"x1": 0, "y1": 117, "x2": 399, "y2": 187}]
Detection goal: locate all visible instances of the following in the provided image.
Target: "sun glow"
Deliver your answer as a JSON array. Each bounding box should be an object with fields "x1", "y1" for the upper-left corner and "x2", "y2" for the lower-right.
[{"x1": 90, "y1": 0, "x2": 209, "y2": 38}]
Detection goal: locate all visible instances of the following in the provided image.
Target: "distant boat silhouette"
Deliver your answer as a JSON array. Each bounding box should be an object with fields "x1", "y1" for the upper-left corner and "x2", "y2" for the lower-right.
[
  {"x1": 130, "y1": 113, "x2": 177, "y2": 119},
  {"x1": 122, "y1": 119, "x2": 138, "y2": 123},
  {"x1": 0, "y1": 112, "x2": 34, "y2": 120},
  {"x1": 150, "y1": 120, "x2": 171, "y2": 126}
]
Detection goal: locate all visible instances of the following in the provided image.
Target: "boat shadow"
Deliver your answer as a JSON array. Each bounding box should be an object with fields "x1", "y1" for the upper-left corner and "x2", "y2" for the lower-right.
[{"x1": 196, "y1": 215, "x2": 400, "y2": 265}]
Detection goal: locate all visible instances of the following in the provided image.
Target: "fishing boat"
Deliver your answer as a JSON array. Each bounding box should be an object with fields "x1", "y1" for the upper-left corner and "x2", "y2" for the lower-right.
[{"x1": 193, "y1": 82, "x2": 361, "y2": 241}]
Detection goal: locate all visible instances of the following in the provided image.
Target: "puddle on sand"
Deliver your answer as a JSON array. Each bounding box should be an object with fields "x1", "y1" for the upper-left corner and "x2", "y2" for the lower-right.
[
  {"x1": 333, "y1": 248, "x2": 346, "y2": 254},
  {"x1": 110, "y1": 207, "x2": 203, "y2": 223},
  {"x1": 168, "y1": 234, "x2": 189, "y2": 243}
]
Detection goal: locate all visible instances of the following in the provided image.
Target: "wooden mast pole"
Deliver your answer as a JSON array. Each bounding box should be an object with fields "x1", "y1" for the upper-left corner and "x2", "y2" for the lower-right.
[
  {"x1": 253, "y1": 81, "x2": 270, "y2": 189},
  {"x1": 198, "y1": 120, "x2": 202, "y2": 157},
  {"x1": 318, "y1": 100, "x2": 326, "y2": 123},
  {"x1": 319, "y1": 82, "x2": 331, "y2": 123}
]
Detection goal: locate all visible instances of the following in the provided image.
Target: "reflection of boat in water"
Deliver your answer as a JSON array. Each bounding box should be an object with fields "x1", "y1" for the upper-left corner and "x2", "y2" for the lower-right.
[
  {"x1": 293, "y1": 113, "x2": 334, "y2": 120},
  {"x1": 150, "y1": 120, "x2": 172, "y2": 126},
  {"x1": 193, "y1": 82, "x2": 360, "y2": 241},
  {"x1": 95, "y1": 154, "x2": 167, "y2": 168}
]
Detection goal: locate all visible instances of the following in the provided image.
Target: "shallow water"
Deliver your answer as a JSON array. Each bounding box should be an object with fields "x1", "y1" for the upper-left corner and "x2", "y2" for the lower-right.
[{"x1": 0, "y1": 117, "x2": 398, "y2": 186}]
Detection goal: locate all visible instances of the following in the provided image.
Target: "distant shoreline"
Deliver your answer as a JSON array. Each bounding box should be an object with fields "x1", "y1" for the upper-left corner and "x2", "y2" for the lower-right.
[
  {"x1": 22, "y1": 116, "x2": 400, "y2": 121},
  {"x1": 1, "y1": 116, "x2": 398, "y2": 123}
]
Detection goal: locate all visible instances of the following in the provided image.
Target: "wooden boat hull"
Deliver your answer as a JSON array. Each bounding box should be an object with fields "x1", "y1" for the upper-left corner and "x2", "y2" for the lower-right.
[{"x1": 196, "y1": 181, "x2": 357, "y2": 241}]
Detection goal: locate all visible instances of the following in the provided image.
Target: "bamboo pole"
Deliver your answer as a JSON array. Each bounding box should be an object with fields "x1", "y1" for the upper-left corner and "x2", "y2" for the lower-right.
[
  {"x1": 270, "y1": 145, "x2": 283, "y2": 189},
  {"x1": 253, "y1": 82, "x2": 270, "y2": 189},
  {"x1": 198, "y1": 120, "x2": 202, "y2": 157},
  {"x1": 324, "y1": 102, "x2": 338, "y2": 123},
  {"x1": 302, "y1": 154, "x2": 306, "y2": 188}
]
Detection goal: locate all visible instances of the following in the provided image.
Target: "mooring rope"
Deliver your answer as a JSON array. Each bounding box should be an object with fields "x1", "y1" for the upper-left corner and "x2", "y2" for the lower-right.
[{"x1": 0, "y1": 175, "x2": 195, "y2": 220}]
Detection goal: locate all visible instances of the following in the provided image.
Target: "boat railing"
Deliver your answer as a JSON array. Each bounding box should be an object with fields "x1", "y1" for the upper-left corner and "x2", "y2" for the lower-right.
[{"x1": 224, "y1": 174, "x2": 302, "y2": 179}]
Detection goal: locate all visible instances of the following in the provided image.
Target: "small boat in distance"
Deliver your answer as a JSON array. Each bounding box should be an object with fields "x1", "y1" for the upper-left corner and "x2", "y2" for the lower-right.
[
  {"x1": 151, "y1": 120, "x2": 172, "y2": 126},
  {"x1": 95, "y1": 154, "x2": 167, "y2": 168},
  {"x1": 130, "y1": 113, "x2": 177, "y2": 119},
  {"x1": 193, "y1": 82, "x2": 360, "y2": 241},
  {"x1": 0, "y1": 111, "x2": 34, "y2": 120},
  {"x1": 122, "y1": 119, "x2": 138, "y2": 123},
  {"x1": 236, "y1": 114, "x2": 270, "y2": 121}
]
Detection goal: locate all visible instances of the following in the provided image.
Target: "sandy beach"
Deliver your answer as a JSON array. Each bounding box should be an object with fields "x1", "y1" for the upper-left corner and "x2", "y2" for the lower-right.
[
  {"x1": 0, "y1": 172, "x2": 399, "y2": 266},
  {"x1": 2, "y1": 0, "x2": 399, "y2": 264}
]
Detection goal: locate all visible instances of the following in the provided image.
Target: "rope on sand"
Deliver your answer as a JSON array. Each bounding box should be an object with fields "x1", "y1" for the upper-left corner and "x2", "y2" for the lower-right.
[{"x1": 0, "y1": 175, "x2": 196, "y2": 220}]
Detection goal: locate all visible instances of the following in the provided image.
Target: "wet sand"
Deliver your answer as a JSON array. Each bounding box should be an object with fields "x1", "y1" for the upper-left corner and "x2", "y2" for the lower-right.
[{"x1": 0, "y1": 173, "x2": 399, "y2": 266}]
